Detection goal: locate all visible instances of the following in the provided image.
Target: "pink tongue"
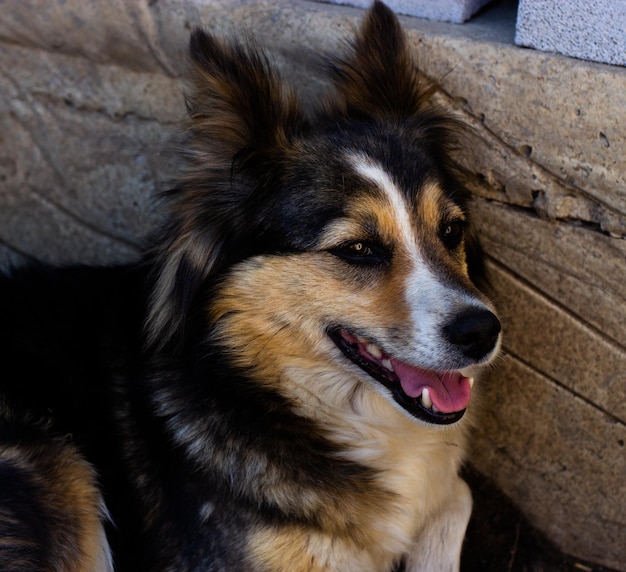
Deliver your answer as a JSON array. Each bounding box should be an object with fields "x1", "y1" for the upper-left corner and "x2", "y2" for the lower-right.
[{"x1": 391, "y1": 359, "x2": 471, "y2": 413}]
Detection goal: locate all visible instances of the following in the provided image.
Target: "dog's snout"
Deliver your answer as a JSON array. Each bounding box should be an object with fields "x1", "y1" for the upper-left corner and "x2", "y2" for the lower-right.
[{"x1": 443, "y1": 308, "x2": 501, "y2": 361}]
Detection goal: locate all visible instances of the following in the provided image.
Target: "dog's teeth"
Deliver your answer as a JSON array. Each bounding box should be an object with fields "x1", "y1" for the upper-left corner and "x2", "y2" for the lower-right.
[
  {"x1": 468, "y1": 377, "x2": 475, "y2": 388},
  {"x1": 432, "y1": 403, "x2": 439, "y2": 413},
  {"x1": 382, "y1": 359, "x2": 393, "y2": 371},
  {"x1": 366, "y1": 344, "x2": 383, "y2": 359},
  {"x1": 356, "y1": 335, "x2": 368, "y2": 344},
  {"x1": 421, "y1": 388, "x2": 432, "y2": 409}
]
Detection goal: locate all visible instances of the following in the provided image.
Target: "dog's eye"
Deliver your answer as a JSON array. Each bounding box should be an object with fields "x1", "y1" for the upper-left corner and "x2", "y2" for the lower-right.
[
  {"x1": 330, "y1": 241, "x2": 388, "y2": 266},
  {"x1": 441, "y1": 220, "x2": 465, "y2": 250}
]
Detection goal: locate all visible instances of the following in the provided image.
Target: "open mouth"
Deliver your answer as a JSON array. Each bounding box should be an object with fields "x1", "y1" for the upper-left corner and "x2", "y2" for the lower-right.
[{"x1": 329, "y1": 328, "x2": 473, "y2": 425}]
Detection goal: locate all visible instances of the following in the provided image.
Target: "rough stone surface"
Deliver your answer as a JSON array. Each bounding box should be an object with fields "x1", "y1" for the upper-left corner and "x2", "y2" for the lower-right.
[
  {"x1": 0, "y1": 0, "x2": 625, "y2": 569},
  {"x1": 515, "y1": 0, "x2": 626, "y2": 67},
  {"x1": 319, "y1": 0, "x2": 495, "y2": 23}
]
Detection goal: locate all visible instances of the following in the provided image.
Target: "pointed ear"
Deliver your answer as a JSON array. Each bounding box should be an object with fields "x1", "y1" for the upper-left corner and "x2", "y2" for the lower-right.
[
  {"x1": 146, "y1": 30, "x2": 303, "y2": 352},
  {"x1": 186, "y1": 28, "x2": 302, "y2": 168},
  {"x1": 326, "y1": 0, "x2": 434, "y2": 121}
]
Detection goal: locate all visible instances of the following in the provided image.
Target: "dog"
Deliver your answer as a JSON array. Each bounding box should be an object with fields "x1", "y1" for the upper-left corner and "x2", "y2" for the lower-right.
[{"x1": 0, "y1": 2, "x2": 501, "y2": 570}]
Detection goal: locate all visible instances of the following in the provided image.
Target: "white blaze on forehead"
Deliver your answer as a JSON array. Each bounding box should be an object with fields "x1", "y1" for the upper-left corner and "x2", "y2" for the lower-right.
[
  {"x1": 350, "y1": 155, "x2": 418, "y2": 254},
  {"x1": 348, "y1": 154, "x2": 485, "y2": 369},
  {"x1": 349, "y1": 154, "x2": 438, "y2": 352}
]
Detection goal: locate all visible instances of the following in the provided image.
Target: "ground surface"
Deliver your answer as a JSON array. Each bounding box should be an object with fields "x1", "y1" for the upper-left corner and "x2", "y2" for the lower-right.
[{"x1": 462, "y1": 465, "x2": 619, "y2": 572}]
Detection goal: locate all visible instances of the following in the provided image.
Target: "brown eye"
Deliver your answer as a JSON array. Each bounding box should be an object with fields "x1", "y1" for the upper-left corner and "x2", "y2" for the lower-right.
[
  {"x1": 330, "y1": 240, "x2": 389, "y2": 266},
  {"x1": 347, "y1": 242, "x2": 372, "y2": 255},
  {"x1": 441, "y1": 220, "x2": 465, "y2": 250}
]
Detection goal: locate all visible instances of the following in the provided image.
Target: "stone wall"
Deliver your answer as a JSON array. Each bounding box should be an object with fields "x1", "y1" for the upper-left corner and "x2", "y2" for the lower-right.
[{"x1": 0, "y1": 1, "x2": 624, "y2": 569}]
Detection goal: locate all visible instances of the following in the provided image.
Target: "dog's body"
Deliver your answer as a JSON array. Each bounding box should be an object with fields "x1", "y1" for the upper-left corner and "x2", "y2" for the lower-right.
[{"x1": 0, "y1": 3, "x2": 500, "y2": 571}]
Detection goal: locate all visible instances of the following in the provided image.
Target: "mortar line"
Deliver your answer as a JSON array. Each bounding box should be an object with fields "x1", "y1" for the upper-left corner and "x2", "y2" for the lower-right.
[
  {"x1": 502, "y1": 346, "x2": 625, "y2": 427},
  {"x1": 485, "y1": 253, "x2": 626, "y2": 353}
]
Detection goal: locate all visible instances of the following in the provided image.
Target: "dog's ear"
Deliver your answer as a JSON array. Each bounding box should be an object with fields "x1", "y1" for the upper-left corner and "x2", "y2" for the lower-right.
[
  {"x1": 328, "y1": 3, "x2": 487, "y2": 291},
  {"x1": 326, "y1": 0, "x2": 434, "y2": 121},
  {"x1": 146, "y1": 30, "x2": 303, "y2": 352},
  {"x1": 185, "y1": 29, "x2": 302, "y2": 169}
]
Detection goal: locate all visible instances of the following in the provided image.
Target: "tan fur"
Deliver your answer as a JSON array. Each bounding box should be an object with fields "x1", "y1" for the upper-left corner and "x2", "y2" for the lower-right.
[
  {"x1": 417, "y1": 181, "x2": 456, "y2": 234},
  {"x1": 210, "y1": 252, "x2": 472, "y2": 570},
  {"x1": 199, "y1": 126, "x2": 499, "y2": 568},
  {"x1": 315, "y1": 201, "x2": 414, "y2": 326},
  {"x1": 0, "y1": 442, "x2": 112, "y2": 572},
  {"x1": 416, "y1": 180, "x2": 472, "y2": 280},
  {"x1": 248, "y1": 527, "x2": 329, "y2": 572}
]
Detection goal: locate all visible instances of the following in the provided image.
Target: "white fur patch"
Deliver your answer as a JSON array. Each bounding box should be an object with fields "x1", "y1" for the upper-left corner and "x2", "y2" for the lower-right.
[
  {"x1": 350, "y1": 155, "x2": 417, "y2": 250},
  {"x1": 349, "y1": 154, "x2": 489, "y2": 370}
]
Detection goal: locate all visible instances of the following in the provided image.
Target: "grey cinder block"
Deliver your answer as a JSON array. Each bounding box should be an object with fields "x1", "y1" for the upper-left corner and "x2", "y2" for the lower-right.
[
  {"x1": 320, "y1": 0, "x2": 496, "y2": 23},
  {"x1": 515, "y1": 0, "x2": 626, "y2": 66}
]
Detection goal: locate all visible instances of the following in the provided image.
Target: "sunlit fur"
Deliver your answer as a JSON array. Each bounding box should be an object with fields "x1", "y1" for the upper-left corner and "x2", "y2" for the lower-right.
[{"x1": 0, "y1": 2, "x2": 500, "y2": 571}]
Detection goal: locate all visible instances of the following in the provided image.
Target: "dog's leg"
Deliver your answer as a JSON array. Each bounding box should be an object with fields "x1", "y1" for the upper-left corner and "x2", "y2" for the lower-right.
[{"x1": 405, "y1": 477, "x2": 472, "y2": 572}]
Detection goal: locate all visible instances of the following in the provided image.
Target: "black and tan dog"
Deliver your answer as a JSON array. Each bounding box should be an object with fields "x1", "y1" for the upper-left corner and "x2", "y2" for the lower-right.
[{"x1": 0, "y1": 2, "x2": 501, "y2": 570}]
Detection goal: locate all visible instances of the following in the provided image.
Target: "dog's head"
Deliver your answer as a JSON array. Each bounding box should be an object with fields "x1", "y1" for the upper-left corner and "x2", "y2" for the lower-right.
[{"x1": 148, "y1": 1, "x2": 500, "y2": 426}]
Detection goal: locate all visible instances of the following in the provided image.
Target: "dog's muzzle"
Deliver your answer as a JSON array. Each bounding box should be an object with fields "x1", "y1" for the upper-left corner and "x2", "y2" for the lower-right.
[{"x1": 329, "y1": 308, "x2": 500, "y2": 425}]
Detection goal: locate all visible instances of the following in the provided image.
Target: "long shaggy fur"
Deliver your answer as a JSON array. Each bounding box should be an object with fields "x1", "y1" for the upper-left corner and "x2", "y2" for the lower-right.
[{"x1": 0, "y1": 2, "x2": 500, "y2": 571}]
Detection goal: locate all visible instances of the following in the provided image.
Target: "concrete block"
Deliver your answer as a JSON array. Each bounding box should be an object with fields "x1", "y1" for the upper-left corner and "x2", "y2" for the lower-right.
[
  {"x1": 320, "y1": 0, "x2": 495, "y2": 23},
  {"x1": 515, "y1": 0, "x2": 626, "y2": 66}
]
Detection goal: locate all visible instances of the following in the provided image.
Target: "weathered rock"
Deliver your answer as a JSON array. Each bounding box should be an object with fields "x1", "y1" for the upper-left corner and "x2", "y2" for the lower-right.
[{"x1": 0, "y1": 0, "x2": 624, "y2": 568}]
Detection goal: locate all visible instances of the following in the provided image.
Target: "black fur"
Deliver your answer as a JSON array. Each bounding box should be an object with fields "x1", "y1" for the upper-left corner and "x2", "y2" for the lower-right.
[{"x1": 0, "y1": 2, "x2": 493, "y2": 570}]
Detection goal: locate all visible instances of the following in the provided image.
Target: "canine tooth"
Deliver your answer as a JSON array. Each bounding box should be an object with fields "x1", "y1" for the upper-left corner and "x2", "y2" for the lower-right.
[
  {"x1": 468, "y1": 377, "x2": 475, "y2": 388},
  {"x1": 421, "y1": 388, "x2": 432, "y2": 409},
  {"x1": 382, "y1": 359, "x2": 393, "y2": 371},
  {"x1": 366, "y1": 344, "x2": 383, "y2": 359},
  {"x1": 432, "y1": 403, "x2": 439, "y2": 414}
]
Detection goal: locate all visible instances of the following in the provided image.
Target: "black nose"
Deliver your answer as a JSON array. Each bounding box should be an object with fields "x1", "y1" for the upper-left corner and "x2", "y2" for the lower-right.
[{"x1": 443, "y1": 308, "x2": 501, "y2": 361}]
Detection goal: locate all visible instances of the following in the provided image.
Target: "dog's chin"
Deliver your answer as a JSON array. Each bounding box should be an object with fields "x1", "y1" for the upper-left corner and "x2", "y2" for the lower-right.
[{"x1": 328, "y1": 328, "x2": 473, "y2": 426}]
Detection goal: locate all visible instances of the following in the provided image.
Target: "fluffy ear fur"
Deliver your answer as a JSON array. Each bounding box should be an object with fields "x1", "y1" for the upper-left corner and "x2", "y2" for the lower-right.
[
  {"x1": 324, "y1": 0, "x2": 464, "y2": 168},
  {"x1": 325, "y1": 0, "x2": 435, "y2": 122},
  {"x1": 146, "y1": 30, "x2": 304, "y2": 351},
  {"x1": 185, "y1": 30, "x2": 302, "y2": 169}
]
